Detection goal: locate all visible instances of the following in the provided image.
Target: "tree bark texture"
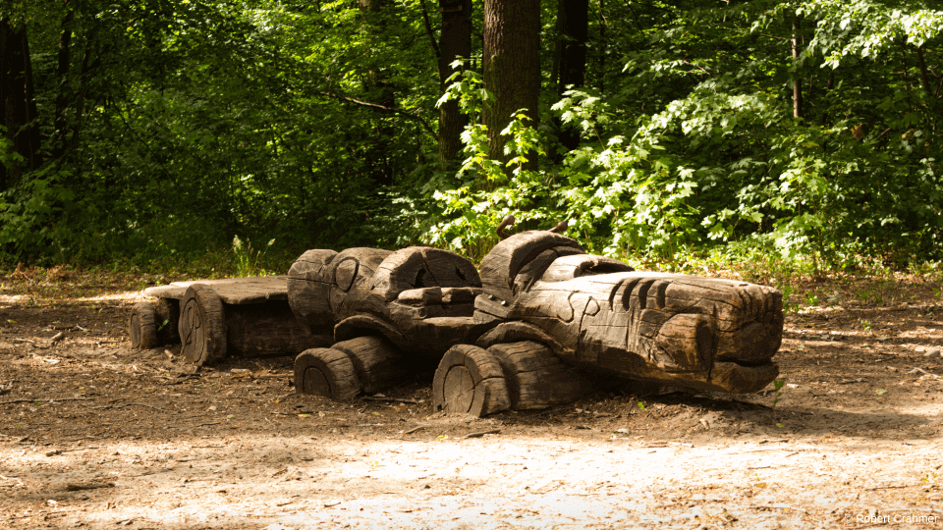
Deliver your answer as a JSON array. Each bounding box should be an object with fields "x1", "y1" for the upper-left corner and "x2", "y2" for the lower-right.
[
  {"x1": 0, "y1": 18, "x2": 42, "y2": 190},
  {"x1": 483, "y1": 0, "x2": 540, "y2": 164},
  {"x1": 437, "y1": 0, "x2": 472, "y2": 165}
]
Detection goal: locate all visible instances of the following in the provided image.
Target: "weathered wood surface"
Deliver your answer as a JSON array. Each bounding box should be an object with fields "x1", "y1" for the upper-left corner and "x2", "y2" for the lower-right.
[
  {"x1": 289, "y1": 246, "x2": 487, "y2": 356},
  {"x1": 432, "y1": 344, "x2": 510, "y2": 416},
  {"x1": 173, "y1": 284, "x2": 329, "y2": 366},
  {"x1": 179, "y1": 285, "x2": 228, "y2": 365},
  {"x1": 287, "y1": 249, "x2": 339, "y2": 331},
  {"x1": 225, "y1": 301, "x2": 332, "y2": 358},
  {"x1": 486, "y1": 341, "x2": 590, "y2": 410},
  {"x1": 331, "y1": 336, "x2": 411, "y2": 395},
  {"x1": 294, "y1": 347, "x2": 361, "y2": 400},
  {"x1": 129, "y1": 303, "x2": 159, "y2": 349},
  {"x1": 290, "y1": 246, "x2": 492, "y2": 399},
  {"x1": 128, "y1": 298, "x2": 180, "y2": 349},
  {"x1": 293, "y1": 336, "x2": 414, "y2": 400},
  {"x1": 290, "y1": 232, "x2": 782, "y2": 412},
  {"x1": 470, "y1": 231, "x2": 783, "y2": 395},
  {"x1": 143, "y1": 276, "x2": 289, "y2": 305}
]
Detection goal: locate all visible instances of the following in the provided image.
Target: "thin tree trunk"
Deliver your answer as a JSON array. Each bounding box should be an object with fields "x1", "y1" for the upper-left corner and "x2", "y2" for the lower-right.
[
  {"x1": 791, "y1": 14, "x2": 803, "y2": 120},
  {"x1": 0, "y1": 18, "x2": 42, "y2": 190},
  {"x1": 437, "y1": 0, "x2": 471, "y2": 166},
  {"x1": 554, "y1": 0, "x2": 588, "y2": 151},
  {"x1": 359, "y1": 0, "x2": 395, "y2": 186},
  {"x1": 483, "y1": 0, "x2": 540, "y2": 168},
  {"x1": 52, "y1": 3, "x2": 74, "y2": 161},
  {"x1": 915, "y1": 46, "x2": 932, "y2": 96}
]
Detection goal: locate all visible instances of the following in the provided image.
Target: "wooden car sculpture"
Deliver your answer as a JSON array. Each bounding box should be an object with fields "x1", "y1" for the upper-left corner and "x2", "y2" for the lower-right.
[
  {"x1": 290, "y1": 223, "x2": 783, "y2": 417},
  {"x1": 288, "y1": 246, "x2": 490, "y2": 400},
  {"x1": 430, "y1": 228, "x2": 783, "y2": 416}
]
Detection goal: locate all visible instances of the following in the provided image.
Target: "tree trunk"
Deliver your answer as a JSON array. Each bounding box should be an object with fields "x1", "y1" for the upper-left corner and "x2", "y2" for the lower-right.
[
  {"x1": 791, "y1": 13, "x2": 803, "y2": 120},
  {"x1": 0, "y1": 18, "x2": 42, "y2": 190},
  {"x1": 436, "y1": 0, "x2": 472, "y2": 166},
  {"x1": 483, "y1": 0, "x2": 540, "y2": 166},
  {"x1": 553, "y1": 0, "x2": 588, "y2": 151},
  {"x1": 359, "y1": 0, "x2": 395, "y2": 186},
  {"x1": 52, "y1": 4, "x2": 74, "y2": 162}
]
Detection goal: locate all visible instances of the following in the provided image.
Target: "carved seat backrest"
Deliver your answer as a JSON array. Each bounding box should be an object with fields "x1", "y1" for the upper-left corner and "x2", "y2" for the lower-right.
[
  {"x1": 368, "y1": 247, "x2": 481, "y2": 302},
  {"x1": 478, "y1": 231, "x2": 584, "y2": 303}
]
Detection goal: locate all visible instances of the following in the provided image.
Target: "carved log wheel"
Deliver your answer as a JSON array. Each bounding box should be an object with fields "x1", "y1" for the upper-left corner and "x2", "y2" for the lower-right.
[
  {"x1": 487, "y1": 341, "x2": 587, "y2": 410},
  {"x1": 331, "y1": 336, "x2": 411, "y2": 395},
  {"x1": 432, "y1": 344, "x2": 510, "y2": 417},
  {"x1": 129, "y1": 302, "x2": 159, "y2": 349},
  {"x1": 179, "y1": 284, "x2": 228, "y2": 365},
  {"x1": 294, "y1": 347, "x2": 361, "y2": 400},
  {"x1": 153, "y1": 298, "x2": 180, "y2": 344}
]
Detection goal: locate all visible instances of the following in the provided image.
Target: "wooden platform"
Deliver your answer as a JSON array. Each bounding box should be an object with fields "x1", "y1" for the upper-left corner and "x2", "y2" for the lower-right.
[{"x1": 143, "y1": 276, "x2": 288, "y2": 305}]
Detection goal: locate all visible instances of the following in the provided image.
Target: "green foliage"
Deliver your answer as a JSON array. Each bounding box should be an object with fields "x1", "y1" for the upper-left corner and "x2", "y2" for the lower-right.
[{"x1": 1, "y1": 0, "x2": 941, "y2": 272}]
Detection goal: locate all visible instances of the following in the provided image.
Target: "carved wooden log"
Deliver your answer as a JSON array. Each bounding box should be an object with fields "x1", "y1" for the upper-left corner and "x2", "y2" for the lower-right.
[
  {"x1": 179, "y1": 285, "x2": 228, "y2": 365},
  {"x1": 432, "y1": 344, "x2": 511, "y2": 416},
  {"x1": 473, "y1": 231, "x2": 783, "y2": 395},
  {"x1": 294, "y1": 347, "x2": 361, "y2": 400},
  {"x1": 287, "y1": 249, "x2": 338, "y2": 332},
  {"x1": 294, "y1": 336, "x2": 412, "y2": 399},
  {"x1": 288, "y1": 247, "x2": 487, "y2": 392},
  {"x1": 129, "y1": 302, "x2": 159, "y2": 349},
  {"x1": 486, "y1": 341, "x2": 589, "y2": 410},
  {"x1": 134, "y1": 276, "x2": 329, "y2": 365},
  {"x1": 128, "y1": 298, "x2": 179, "y2": 349},
  {"x1": 225, "y1": 301, "x2": 332, "y2": 358},
  {"x1": 331, "y1": 336, "x2": 411, "y2": 395}
]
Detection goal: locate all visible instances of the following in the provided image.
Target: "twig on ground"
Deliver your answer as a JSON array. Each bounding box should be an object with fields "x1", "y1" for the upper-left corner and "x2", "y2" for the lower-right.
[
  {"x1": 464, "y1": 429, "x2": 501, "y2": 439},
  {"x1": 0, "y1": 397, "x2": 87, "y2": 405},
  {"x1": 403, "y1": 425, "x2": 427, "y2": 435},
  {"x1": 66, "y1": 481, "x2": 115, "y2": 491},
  {"x1": 363, "y1": 396, "x2": 422, "y2": 404}
]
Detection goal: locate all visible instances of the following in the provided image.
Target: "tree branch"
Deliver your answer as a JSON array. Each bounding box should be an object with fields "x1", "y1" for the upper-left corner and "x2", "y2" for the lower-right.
[
  {"x1": 318, "y1": 91, "x2": 438, "y2": 141},
  {"x1": 419, "y1": 0, "x2": 440, "y2": 61}
]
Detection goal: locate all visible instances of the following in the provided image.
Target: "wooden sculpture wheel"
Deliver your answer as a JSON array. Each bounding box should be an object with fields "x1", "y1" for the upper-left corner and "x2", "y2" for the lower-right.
[
  {"x1": 432, "y1": 344, "x2": 510, "y2": 417},
  {"x1": 129, "y1": 302, "x2": 159, "y2": 349},
  {"x1": 294, "y1": 347, "x2": 361, "y2": 400},
  {"x1": 179, "y1": 284, "x2": 227, "y2": 365},
  {"x1": 294, "y1": 336, "x2": 411, "y2": 399}
]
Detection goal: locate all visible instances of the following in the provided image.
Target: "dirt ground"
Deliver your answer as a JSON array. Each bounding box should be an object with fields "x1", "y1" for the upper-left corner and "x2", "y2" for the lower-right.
[{"x1": 1, "y1": 265, "x2": 942, "y2": 529}]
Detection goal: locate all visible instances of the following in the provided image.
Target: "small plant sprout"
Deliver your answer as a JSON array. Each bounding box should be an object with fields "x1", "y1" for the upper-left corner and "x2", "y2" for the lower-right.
[
  {"x1": 803, "y1": 292, "x2": 820, "y2": 307},
  {"x1": 771, "y1": 378, "x2": 786, "y2": 409},
  {"x1": 637, "y1": 401, "x2": 646, "y2": 411},
  {"x1": 860, "y1": 319, "x2": 873, "y2": 332}
]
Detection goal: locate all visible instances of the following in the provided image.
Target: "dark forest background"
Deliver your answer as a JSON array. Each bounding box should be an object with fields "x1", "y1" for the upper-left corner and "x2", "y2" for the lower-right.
[{"x1": 1, "y1": 0, "x2": 941, "y2": 274}]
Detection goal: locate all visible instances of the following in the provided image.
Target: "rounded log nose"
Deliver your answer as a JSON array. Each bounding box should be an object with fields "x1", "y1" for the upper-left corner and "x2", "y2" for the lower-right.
[
  {"x1": 716, "y1": 311, "x2": 784, "y2": 365},
  {"x1": 708, "y1": 361, "x2": 780, "y2": 394}
]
